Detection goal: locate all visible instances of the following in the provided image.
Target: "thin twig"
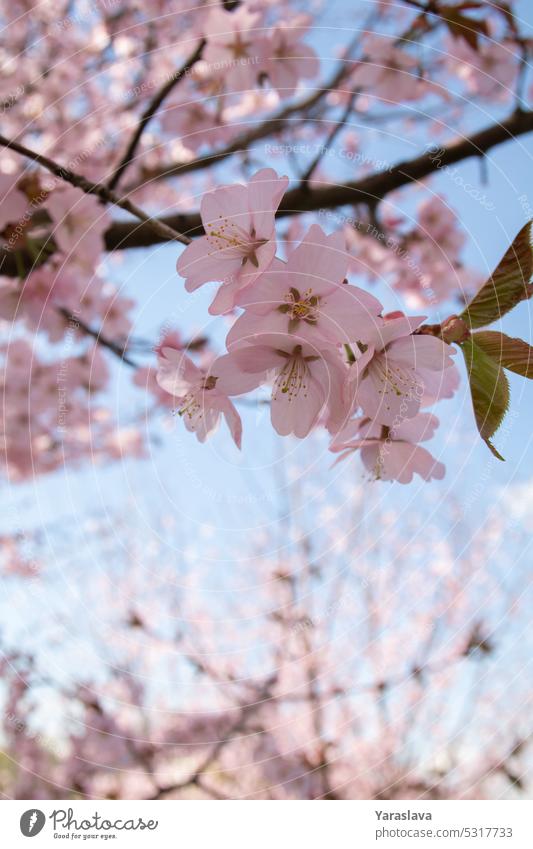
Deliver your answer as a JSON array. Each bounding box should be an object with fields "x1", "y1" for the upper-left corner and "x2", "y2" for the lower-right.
[
  {"x1": 514, "y1": 38, "x2": 531, "y2": 109},
  {"x1": 151, "y1": 677, "x2": 276, "y2": 800},
  {"x1": 0, "y1": 133, "x2": 191, "y2": 246},
  {"x1": 58, "y1": 308, "x2": 137, "y2": 367},
  {"x1": 107, "y1": 39, "x2": 206, "y2": 191},
  {"x1": 299, "y1": 89, "x2": 359, "y2": 187},
  {"x1": 128, "y1": 35, "x2": 362, "y2": 187}
]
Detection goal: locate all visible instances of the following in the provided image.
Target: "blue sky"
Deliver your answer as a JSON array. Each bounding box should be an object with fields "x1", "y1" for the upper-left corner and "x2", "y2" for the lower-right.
[
  {"x1": 0, "y1": 2, "x2": 532, "y2": 759},
  {"x1": 2, "y1": 0, "x2": 533, "y2": 562}
]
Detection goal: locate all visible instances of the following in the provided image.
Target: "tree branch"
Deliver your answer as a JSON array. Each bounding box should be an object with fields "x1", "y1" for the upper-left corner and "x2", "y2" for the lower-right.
[
  {"x1": 299, "y1": 89, "x2": 359, "y2": 187},
  {"x1": 151, "y1": 677, "x2": 276, "y2": 800},
  {"x1": 106, "y1": 107, "x2": 533, "y2": 245},
  {"x1": 107, "y1": 39, "x2": 206, "y2": 191},
  {"x1": 1, "y1": 109, "x2": 532, "y2": 274},
  {"x1": 57, "y1": 308, "x2": 138, "y2": 367},
  {"x1": 125, "y1": 36, "x2": 362, "y2": 188},
  {"x1": 0, "y1": 133, "x2": 191, "y2": 246}
]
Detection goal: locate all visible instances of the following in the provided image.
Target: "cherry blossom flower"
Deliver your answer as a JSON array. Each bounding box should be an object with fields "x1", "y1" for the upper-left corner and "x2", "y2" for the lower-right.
[
  {"x1": 330, "y1": 412, "x2": 445, "y2": 483},
  {"x1": 176, "y1": 168, "x2": 288, "y2": 314},
  {"x1": 417, "y1": 196, "x2": 466, "y2": 257},
  {"x1": 262, "y1": 18, "x2": 320, "y2": 95},
  {"x1": 345, "y1": 198, "x2": 477, "y2": 306},
  {"x1": 46, "y1": 185, "x2": 108, "y2": 267},
  {"x1": 154, "y1": 328, "x2": 184, "y2": 359},
  {"x1": 352, "y1": 35, "x2": 436, "y2": 104},
  {"x1": 346, "y1": 315, "x2": 456, "y2": 426},
  {"x1": 226, "y1": 334, "x2": 348, "y2": 438},
  {"x1": 20, "y1": 269, "x2": 73, "y2": 341},
  {"x1": 227, "y1": 224, "x2": 382, "y2": 348},
  {"x1": 445, "y1": 37, "x2": 519, "y2": 101},
  {"x1": 156, "y1": 347, "x2": 247, "y2": 447},
  {"x1": 98, "y1": 291, "x2": 135, "y2": 341},
  {"x1": 0, "y1": 339, "x2": 137, "y2": 480},
  {"x1": 132, "y1": 330, "x2": 185, "y2": 409},
  {"x1": 202, "y1": 6, "x2": 265, "y2": 92},
  {"x1": 344, "y1": 223, "x2": 397, "y2": 282},
  {"x1": 222, "y1": 89, "x2": 280, "y2": 126},
  {"x1": 161, "y1": 98, "x2": 228, "y2": 154}
]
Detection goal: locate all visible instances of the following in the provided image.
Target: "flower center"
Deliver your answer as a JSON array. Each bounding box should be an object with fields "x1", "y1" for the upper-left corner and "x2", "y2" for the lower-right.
[
  {"x1": 230, "y1": 32, "x2": 251, "y2": 60},
  {"x1": 272, "y1": 346, "x2": 319, "y2": 402},
  {"x1": 279, "y1": 287, "x2": 320, "y2": 330},
  {"x1": 274, "y1": 40, "x2": 290, "y2": 60},
  {"x1": 372, "y1": 354, "x2": 412, "y2": 398},
  {"x1": 273, "y1": 355, "x2": 309, "y2": 402},
  {"x1": 177, "y1": 377, "x2": 217, "y2": 419},
  {"x1": 206, "y1": 220, "x2": 266, "y2": 267},
  {"x1": 178, "y1": 393, "x2": 201, "y2": 421}
]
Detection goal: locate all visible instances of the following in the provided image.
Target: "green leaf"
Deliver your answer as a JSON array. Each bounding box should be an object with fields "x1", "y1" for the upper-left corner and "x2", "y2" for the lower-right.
[
  {"x1": 460, "y1": 337, "x2": 510, "y2": 460},
  {"x1": 473, "y1": 331, "x2": 533, "y2": 378},
  {"x1": 460, "y1": 222, "x2": 533, "y2": 329}
]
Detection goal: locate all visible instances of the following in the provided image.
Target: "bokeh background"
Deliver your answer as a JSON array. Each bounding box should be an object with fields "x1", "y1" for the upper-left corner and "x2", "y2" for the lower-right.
[{"x1": 0, "y1": 0, "x2": 532, "y2": 799}]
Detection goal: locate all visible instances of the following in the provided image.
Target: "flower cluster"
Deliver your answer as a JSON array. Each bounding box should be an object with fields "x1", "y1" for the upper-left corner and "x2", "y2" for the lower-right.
[
  {"x1": 343, "y1": 195, "x2": 480, "y2": 307},
  {"x1": 0, "y1": 1, "x2": 526, "y2": 484},
  {"x1": 158, "y1": 170, "x2": 458, "y2": 483},
  {"x1": 0, "y1": 178, "x2": 139, "y2": 479},
  {"x1": 0, "y1": 339, "x2": 143, "y2": 480}
]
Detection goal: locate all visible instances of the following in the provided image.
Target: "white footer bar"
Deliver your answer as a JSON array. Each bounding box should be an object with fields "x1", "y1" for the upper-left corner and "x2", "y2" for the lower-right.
[{"x1": 4, "y1": 800, "x2": 532, "y2": 848}]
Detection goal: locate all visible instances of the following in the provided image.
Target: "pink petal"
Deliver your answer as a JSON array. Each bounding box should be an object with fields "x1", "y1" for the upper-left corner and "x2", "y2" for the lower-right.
[
  {"x1": 388, "y1": 334, "x2": 455, "y2": 371},
  {"x1": 208, "y1": 277, "x2": 243, "y2": 315},
  {"x1": 344, "y1": 346, "x2": 375, "y2": 410},
  {"x1": 361, "y1": 441, "x2": 444, "y2": 483},
  {"x1": 228, "y1": 344, "x2": 282, "y2": 374},
  {"x1": 288, "y1": 224, "x2": 348, "y2": 289},
  {"x1": 418, "y1": 363, "x2": 460, "y2": 404},
  {"x1": 392, "y1": 412, "x2": 440, "y2": 443},
  {"x1": 271, "y1": 372, "x2": 325, "y2": 438},
  {"x1": 312, "y1": 352, "x2": 351, "y2": 435},
  {"x1": 220, "y1": 398, "x2": 243, "y2": 449},
  {"x1": 248, "y1": 168, "x2": 288, "y2": 237},
  {"x1": 186, "y1": 404, "x2": 221, "y2": 442},
  {"x1": 156, "y1": 351, "x2": 202, "y2": 397},
  {"x1": 226, "y1": 309, "x2": 288, "y2": 348},
  {"x1": 234, "y1": 258, "x2": 289, "y2": 313},
  {"x1": 212, "y1": 352, "x2": 265, "y2": 395},
  {"x1": 178, "y1": 236, "x2": 242, "y2": 287},
  {"x1": 367, "y1": 315, "x2": 427, "y2": 351},
  {"x1": 201, "y1": 183, "x2": 250, "y2": 232},
  {"x1": 316, "y1": 284, "x2": 382, "y2": 344},
  {"x1": 358, "y1": 357, "x2": 421, "y2": 425}
]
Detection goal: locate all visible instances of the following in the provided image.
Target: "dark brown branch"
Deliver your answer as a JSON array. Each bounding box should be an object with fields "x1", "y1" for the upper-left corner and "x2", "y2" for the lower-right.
[
  {"x1": 105, "y1": 107, "x2": 533, "y2": 247},
  {"x1": 1, "y1": 109, "x2": 532, "y2": 274},
  {"x1": 107, "y1": 39, "x2": 206, "y2": 191}
]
